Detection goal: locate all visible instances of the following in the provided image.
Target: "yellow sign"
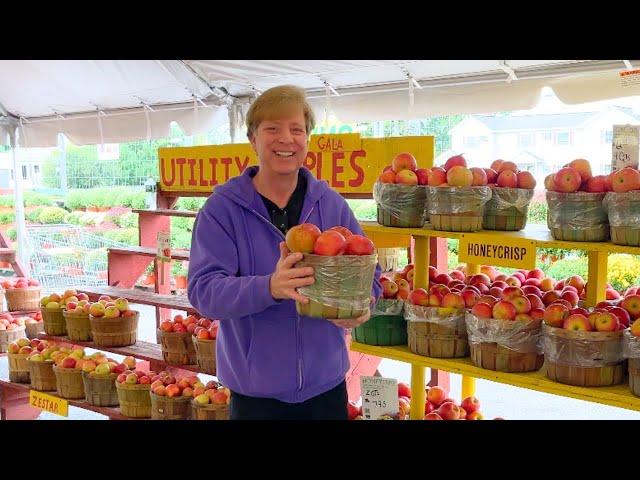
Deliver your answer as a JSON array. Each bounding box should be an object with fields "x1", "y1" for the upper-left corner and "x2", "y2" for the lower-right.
[
  {"x1": 459, "y1": 234, "x2": 537, "y2": 270},
  {"x1": 158, "y1": 134, "x2": 434, "y2": 195},
  {"x1": 29, "y1": 390, "x2": 69, "y2": 417}
]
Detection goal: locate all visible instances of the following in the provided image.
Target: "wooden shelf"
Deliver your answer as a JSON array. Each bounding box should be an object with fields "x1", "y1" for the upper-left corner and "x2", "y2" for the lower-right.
[
  {"x1": 38, "y1": 335, "x2": 200, "y2": 373},
  {"x1": 108, "y1": 246, "x2": 190, "y2": 261},
  {"x1": 133, "y1": 209, "x2": 197, "y2": 218},
  {"x1": 350, "y1": 342, "x2": 640, "y2": 412},
  {"x1": 74, "y1": 286, "x2": 196, "y2": 312},
  {"x1": 360, "y1": 221, "x2": 640, "y2": 255},
  {"x1": 0, "y1": 356, "x2": 131, "y2": 420}
]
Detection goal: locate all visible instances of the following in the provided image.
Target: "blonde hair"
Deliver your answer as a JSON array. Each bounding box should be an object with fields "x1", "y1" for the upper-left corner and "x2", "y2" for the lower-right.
[{"x1": 246, "y1": 85, "x2": 315, "y2": 138}]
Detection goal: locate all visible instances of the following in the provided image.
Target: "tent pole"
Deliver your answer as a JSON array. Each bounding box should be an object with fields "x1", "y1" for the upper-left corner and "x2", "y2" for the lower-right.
[
  {"x1": 58, "y1": 133, "x2": 67, "y2": 194},
  {"x1": 11, "y1": 126, "x2": 29, "y2": 276},
  {"x1": 229, "y1": 104, "x2": 237, "y2": 144}
]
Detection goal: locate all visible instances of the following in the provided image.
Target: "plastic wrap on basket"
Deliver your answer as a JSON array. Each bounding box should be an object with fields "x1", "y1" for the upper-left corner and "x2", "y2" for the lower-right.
[
  {"x1": 373, "y1": 181, "x2": 428, "y2": 227},
  {"x1": 296, "y1": 253, "x2": 377, "y2": 319},
  {"x1": 483, "y1": 187, "x2": 534, "y2": 231},
  {"x1": 623, "y1": 330, "x2": 640, "y2": 358},
  {"x1": 404, "y1": 303, "x2": 465, "y2": 329},
  {"x1": 546, "y1": 191, "x2": 608, "y2": 241},
  {"x1": 603, "y1": 191, "x2": 640, "y2": 246},
  {"x1": 426, "y1": 186, "x2": 492, "y2": 214},
  {"x1": 404, "y1": 303, "x2": 468, "y2": 358},
  {"x1": 543, "y1": 324, "x2": 623, "y2": 367},
  {"x1": 372, "y1": 298, "x2": 404, "y2": 316},
  {"x1": 465, "y1": 313, "x2": 543, "y2": 354}
]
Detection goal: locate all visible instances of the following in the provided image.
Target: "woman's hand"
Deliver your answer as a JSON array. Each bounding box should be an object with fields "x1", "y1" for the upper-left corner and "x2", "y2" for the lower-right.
[
  {"x1": 327, "y1": 296, "x2": 375, "y2": 329},
  {"x1": 269, "y1": 242, "x2": 315, "y2": 304}
]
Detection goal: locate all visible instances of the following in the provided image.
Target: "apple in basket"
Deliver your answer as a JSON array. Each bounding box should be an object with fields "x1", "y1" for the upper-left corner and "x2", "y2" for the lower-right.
[
  {"x1": 104, "y1": 306, "x2": 120, "y2": 318},
  {"x1": 89, "y1": 302, "x2": 106, "y2": 317},
  {"x1": 285, "y1": 223, "x2": 322, "y2": 254}
]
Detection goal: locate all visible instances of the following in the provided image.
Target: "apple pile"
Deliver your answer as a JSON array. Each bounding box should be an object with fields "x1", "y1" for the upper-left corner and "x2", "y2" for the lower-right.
[
  {"x1": 544, "y1": 158, "x2": 610, "y2": 193},
  {"x1": 160, "y1": 314, "x2": 216, "y2": 337},
  {"x1": 8, "y1": 337, "x2": 52, "y2": 356},
  {"x1": 285, "y1": 223, "x2": 374, "y2": 256},
  {"x1": 192, "y1": 382, "x2": 231, "y2": 406},
  {"x1": 1, "y1": 277, "x2": 39, "y2": 289},
  {"x1": 40, "y1": 289, "x2": 90, "y2": 311},
  {"x1": 194, "y1": 318, "x2": 219, "y2": 340},
  {"x1": 377, "y1": 152, "x2": 429, "y2": 186},
  {"x1": 151, "y1": 372, "x2": 209, "y2": 398},
  {"x1": 116, "y1": 369, "x2": 154, "y2": 386},
  {"x1": 26, "y1": 340, "x2": 60, "y2": 362},
  {"x1": 379, "y1": 264, "x2": 414, "y2": 300},
  {"x1": 485, "y1": 159, "x2": 537, "y2": 189},
  {"x1": 0, "y1": 312, "x2": 27, "y2": 331},
  {"x1": 423, "y1": 386, "x2": 485, "y2": 420},
  {"x1": 86, "y1": 295, "x2": 137, "y2": 319}
]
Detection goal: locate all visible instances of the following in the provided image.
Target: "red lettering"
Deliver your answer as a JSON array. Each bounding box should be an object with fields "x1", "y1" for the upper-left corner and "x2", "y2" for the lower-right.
[
  {"x1": 187, "y1": 159, "x2": 197, "y2": 186},
  {"x1": 349, "y1": 150, "x2": 366, "y2": 187},
  {"x1": 160, "y1": 158, "x2": 176, "y2": 186},
  {"x1": 304, "y1": 152, "x2": 317, "y2": 175},
  {"x1": 198, "y1": 159, "x2": 208, "y2": 186},
  {"x1": 331, "y1": 152, "x2": 345, "y2": 188},
  {"x1": 209, "y1": 158, "x2": 218, "y2": 186},
  {"x1": 176, "y1": 158, "x2": 187, "y2": 187},
  {"x1": 234, "y1": 156, "x2": 250, "y2": 173},
  {"x1": 317, "y1": 152, "x2": 323, "y2": 179},
  {"x1": 221, "y1": 157, "x2": 232, "y2": 181}
]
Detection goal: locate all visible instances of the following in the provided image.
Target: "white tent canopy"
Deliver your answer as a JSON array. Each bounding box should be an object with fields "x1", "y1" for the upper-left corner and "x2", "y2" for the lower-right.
[{"x1": 0, "y1": 59, "x2": 639, "y2": 147}]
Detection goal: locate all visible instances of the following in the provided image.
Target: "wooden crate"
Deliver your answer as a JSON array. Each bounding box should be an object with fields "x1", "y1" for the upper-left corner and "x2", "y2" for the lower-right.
[
  {"x1": 151, "y1": 392, "x2": 191, "y2": 420},
  {"x1": 82, "y1": 371, "x2": 119, "y2": 407},
  {"x1": 115, "y1": 381, "x2": 151, "y2": 418},
  {"x1": 89, "y1": 312, "x2": 138, "y2": 347},
  {"x1": 193, "y1": 335, "x2": 216, "y2": 374},
  {"x1": 27, "y1": 359, "x2": 57, "y2": 391},
  {"x1": 5, "y1": 287, "x2": 41, "y2": 311},
  {"x1": 63, "y1": 310, "x2": 92, "y2": 341},
  {"x1": 53, "y1": 366, "x2": 85, "y2": 399},
  {"x1": 0, "y1": 325, "x2": 26, "y2": 353},
  {"x1": 546, "y1": 191, "x2": 609, "y2": 242},
  {"x1": 41, "y1": 307, "x2": 67, "y2": 336},
  {"x1": 8, "y1": 352, "x2": 30, "y2": 383},
  {"x1": 373, "y1": 182, "x2": 428, "y2": 228},
  {"x1": 191, "y1": 401, "x2": 230, "y2": 420},
  {"x1": 543, "y1": 325, "x2": 625, "y2": 387},
  {"x1": 158, "y1": 328, "x2": 197, "y2": 365}
]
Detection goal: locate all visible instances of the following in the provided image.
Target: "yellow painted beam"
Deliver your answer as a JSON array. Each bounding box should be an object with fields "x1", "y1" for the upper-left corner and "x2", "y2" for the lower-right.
[
  {"x1": 586, "y1": 251, "x2": 608, "y2": 308},
  {"x1": 461, "y1": 376, "x2": 476, "y2": 399},
  {"x1": 413, "y1": 237, "x2": 429, "y2": 290},
  {"x1": 410, "y1": 365, "x2": 426, "y2": 420},
  {"x1": 466, "y1": 262, "x2": 481, "y2": 276}
]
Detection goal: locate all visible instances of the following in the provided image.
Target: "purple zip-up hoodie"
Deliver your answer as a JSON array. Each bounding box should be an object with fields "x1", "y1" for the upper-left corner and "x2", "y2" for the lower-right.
[{"x1": 187, "y1": 166, "x2": 382, "y2": 403}]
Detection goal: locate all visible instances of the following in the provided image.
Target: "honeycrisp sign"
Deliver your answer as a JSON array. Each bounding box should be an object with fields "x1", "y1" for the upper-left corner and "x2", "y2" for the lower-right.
[{"x1": 158, "y1": 134, "x2": 434, "y2": 196}]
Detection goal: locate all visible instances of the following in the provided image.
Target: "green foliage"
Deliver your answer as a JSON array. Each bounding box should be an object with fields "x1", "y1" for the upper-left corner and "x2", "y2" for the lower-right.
[
  {"x1": 171, "y1": 216, "x2": 194, "y2": 232},
  {"x1": 527, "y1": 201, "x2": 547, "y2": 224},
  {"x1": 0, "y1": 196, "x2": 13, "y2": 207},
  {"x1": 171, "y1": 229, "x2": 193, "y2": 250},
  {"x1": 38, "y1": 206, "x2": 68, "y2": 224},
  {"x1": 542, "y1": 256, "x2": 588, "y2": 281},
  {"x1": 85, "y1": 249, "x2": 108, "y2": 271},
  {"x1": 176, "y1": 197, "x2": 207, "y2": 211},
  {"x1": 608, "y1": 254, "x2": 640, "y2": 291},
  {"x1": 172, "y1": 261, "x2": 188, "y2": 276},
  {"x1": 346, "y1": 199, "x2": 377, "y2": 221},
  {"x1": 64, "y1": 187, "x2": 146, "y2": 209},
  {"x1": 0, "y1": 212, "x2": 15, "y2": 224},
  {"x1": 26, "y1": 207, "x2": 44, "y2": 223},
  {"x1": 97, "y1": 228, "x2": 138, "y2": 246},
  {"x1": 6, "y1": 228, "x2": 16, "y2": 241},
  {"x1": 112, "y1": 212, "x2": 138, "y2": 228},
  {"x1": 447, "y1": 238, "x2": 459, "y2": 256},
  {"x1": 63, "y1": 211, "x2": 83, "y2": 225}
]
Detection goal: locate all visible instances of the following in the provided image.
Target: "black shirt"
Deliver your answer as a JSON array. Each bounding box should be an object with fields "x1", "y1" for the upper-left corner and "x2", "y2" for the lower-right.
[{"x1": 259, "y1": 171, "x2": 307, "y2": 235}]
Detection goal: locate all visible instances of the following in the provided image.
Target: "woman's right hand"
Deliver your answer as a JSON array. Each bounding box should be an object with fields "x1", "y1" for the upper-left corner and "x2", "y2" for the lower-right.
[{"x1": 269, "y1": 242, "x2": 315, "y2": 303}]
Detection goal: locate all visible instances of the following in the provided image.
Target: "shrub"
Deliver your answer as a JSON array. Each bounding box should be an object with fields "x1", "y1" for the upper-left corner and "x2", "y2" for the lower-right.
[
  {"x1": 543, "y1": 256, "x2": 588, "y2": 282},
  {"x1": 26, "y1": 207, "x2": 45, "y2": 223},
  {"x1": 177, "y1": 197, "x2": 207, "y2": 211},
  {"x1": 99, "y1": 228, "x2": 138, "y2": 246},
  {"x1": 346, "y1": 199, "x2": 377, "y2": 221},
  {"x1": 171, "y1": 230, "x2": 193, "y2": 250},
  {"x1": 112, "y1": 212, "x2": 138, "y2": 228},
  {"x1": 172, "y1": 216, "x2": 194, "y2": 232},
  {"x1": 6, "y1": 227, "x2": 16, "y2": 241},
  {"x1": 527, "y1": 201, "x2": 548, "y2": 224},
  {"x1": 0, "y1": 195, "x2": 13, "y2": 207},
  {"x1": 38, "y1": 206, "x2": 68, "y2": 224},
  {"x1": 172, "y1": 261, "x2": 188, "y2": 276},
  {"x1": 24, "y1": 192, "x2": 54, "y2": 207},
  {"x1": 608, "y1": 254, "x2": 640, "y2": 291},
  {"x1": 63, "y1": 211, "x2": 83, "y2": 225},
  {"x1": 0, "y1": 212, "x2": 15, "y2": 224}
]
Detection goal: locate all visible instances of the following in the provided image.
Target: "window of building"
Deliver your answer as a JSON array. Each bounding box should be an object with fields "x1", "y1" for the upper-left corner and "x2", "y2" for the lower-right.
[
  {"x1": 463, "y1": 135, "x2": 488, "y2": 148},
  {"x1": 21, "y1": 165, "x2": 28, "y2": 180},
  {"x1": 555, "y1": 131, "x2": 570, "y2": 145},
  {"x1": 518, "y1": 133, "x2": 535, "y2": 147}
]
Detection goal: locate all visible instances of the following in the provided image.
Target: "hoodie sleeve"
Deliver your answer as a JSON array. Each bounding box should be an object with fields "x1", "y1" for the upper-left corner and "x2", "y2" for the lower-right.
[
  {"x1": 338, "y1": 200, "x2": 383, "y2": 302},
  {"x1": 187, "y1": 201, "x2": 280, "y2": 320}
]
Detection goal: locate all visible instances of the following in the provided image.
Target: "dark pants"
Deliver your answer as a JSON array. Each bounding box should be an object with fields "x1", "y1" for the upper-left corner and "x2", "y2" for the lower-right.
[{"x1": 230, "y1": 380, "x2": 349, "y2": 420}]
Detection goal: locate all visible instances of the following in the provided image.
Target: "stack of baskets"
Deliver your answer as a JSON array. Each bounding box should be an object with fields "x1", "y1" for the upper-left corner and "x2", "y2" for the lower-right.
[
  {"x1": 624, "y1": 330, "x2": 640, "y2": 396},
  {"x1": 192, "y1": 335, "x2": 217, "y2": 374},
  {"x1": 426, "y1": 186, "x2": 492, "y2": 232},
  {"x1": 158, "y1": 327, "x2": 197, "y2": 365}
]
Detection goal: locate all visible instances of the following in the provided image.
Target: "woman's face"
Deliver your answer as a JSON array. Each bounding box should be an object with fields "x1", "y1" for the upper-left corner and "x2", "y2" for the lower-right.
[{"x1": 249, "y1": 108, "x2": 309, "y2": 176}]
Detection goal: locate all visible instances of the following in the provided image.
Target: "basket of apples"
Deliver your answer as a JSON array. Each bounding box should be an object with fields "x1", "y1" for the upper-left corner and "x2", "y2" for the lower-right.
[
  {"x1": 3, "y1": 277, "x2": 41, "y2": 311},
  {"x1": 115, "y1": 369, "x2": 153, "y2": 418},
  {"x1": 191, "y1": 381, "x2": 231, "y2": 420},
  {"x1": 24, "y1": 311, "x2": 44, "y2": 339},
  {"x1": 0, "y1": 312, "x2": 27, "y2": 352},
  {"x1": 425, "y1": 154, "x2": 492, "y2": 232},
  {"x1": 151, "y1": 372, "x2": 205, "y2": 420},
  {"x1": 7, "y1": 337, "x2": 42, "y2": 383},
  {"x1": 373, "y1": 152, "x2": 429, "y2": 228},
  {"x1": 192, "y1": 318, "x2": 219, "y2": 374},
  {"x1": 39, "y1": 291, "x2": 71, "y2": 336},
  {"x1": 157, "y1": 314, "x2": 198, "y2": 365},
  {"x1": 52, "y1": 347, "x2": 93, "y2": 399},
  {"x1": 83, "y1": 355, "x2": 134, "y2": 407},
  {"x1": 60, "y1": 290, "x2": 92, "y2": 341},
  {"x1": 624, "y1": 315, "x2": 640, "y2": 396},
  {"x1": 466, "y1": 290, "x2": 544, "y2": 372},
  {"x1": 482, "y1": 159, "x2": 536, "y2": 231},
  {"x1": 286, "y1": 224, "x2": 378, "y2": 319},
  {"x1": 352, "y1": 265, "x2": 412, "y2": 346},
  {"x1": 542, "y1": 299, "x2": 627, "y2": 387},
  {"x1": 88, "y1": 296, "x2": 139, "y2": 347},
  {"x1": 405, "y1": 286, "x2": 469, "y2": 358},
  {"x1": 602, "y1": 166, "x2": 640, "y2": 246},
  {"x1": 26, "y1": 342, "x2": 60, "y2": 391},
  {"x1": 545, "y1": 159, "x2": 610, "y2": 242}
]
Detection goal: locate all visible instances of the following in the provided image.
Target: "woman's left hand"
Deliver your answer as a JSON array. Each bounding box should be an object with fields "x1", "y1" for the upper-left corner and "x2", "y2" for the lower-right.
[{"x1": 327, "y1": 296, "x2": 375, "y2": 329}]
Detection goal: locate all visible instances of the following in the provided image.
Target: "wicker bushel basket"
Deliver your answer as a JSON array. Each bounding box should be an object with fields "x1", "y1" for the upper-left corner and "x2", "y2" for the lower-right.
[
  {"x1": 151, "y1": 392, "x2": 192, "y2": 420},
  {"x1": 352, "y1": 299, "x2": 407, "y2": 346},
  {"x1": 405, "y1": 304, "x2": 468, "y2": 358},
  {"x1": 5, "y1": 287, "x2": 41, "y2": 311},
  {"x1": 629, "y1": 358, "x2": 640, "y2": 396},
  {"x1": 466, "y1": 314, "x2": 544, "y2": 373},
  {"x1": 25, "y1": 320, "x2": 45, "y2": 339},
  {"x1": 41, "y1": 307, "x2": 67, "y2": 336},
  {"x1": 157, "y1": 328, "x2": 197, "y2": 365},
  {"x1": 115, "y1": 381, "x2": 151, "y2": 418},
  {"x1": 482, "y1": 187, "x2": 534, "y2": 231},
  {"x1": 625, "y1": 330, "x2": 640, "y2": 396},
  {"x1": 53, "y1": 366, "x2": 85, "y2": 399},
  {"x1": 603, "y1": 191, "x2": 640, "y2": 246},
  {"x1": 0, "y1": 325, "x2": 26, "y2": 353},
  {"x1": 8, "y1": 352, "x2": 30, "y2": 383},
  {"x1": 82, "y1": 372, "x2": 119, "y2": 406},
  {"x1": 192, "y1": 335, "x2": 216, "y2": 374},
  {"x1": 546, "y1": 191, "x2": 609, "y2": 242},
  {"x1": 373, "y1": 182, "x2": 428, "y2": 228},
  {"x1": 543, "y1": 325, "x2": 625, "y2": 387},
  {"x1": 191, "y1": 401, "x2": 230, "y2": 420},
  {"x1": 63, "y1": 310, "x2": 92, "y2": 341},
  {"x1": 296, "y1": 253, "x2": 377, "y2": 319},
  {"x1": 426, "y1": 186, "x2": 492, "y2": 232},
  {"x1": 28, "y1": 359, "x2": 57, "y2": 391},
  {"x1": 90, "y1": 312, "x2": 138, "y2": 347}
]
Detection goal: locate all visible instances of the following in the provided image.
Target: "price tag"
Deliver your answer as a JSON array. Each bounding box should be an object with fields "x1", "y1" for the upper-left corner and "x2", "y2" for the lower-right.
[
  {"x1": 157, "y1": 231, "x2": 171, "y2": 261},
  {"x1": 619, "y1": 69, "x2": 640, "y2": 88},
  {"x1": 29, "y1": 390, "x2": 68, "y2": 417},
  {"x1": 612, "y1": 124, "x2": 639, "y2": 171},
  {"x1": 360, "y1": 376, "x2": 398, "y2": 420}
]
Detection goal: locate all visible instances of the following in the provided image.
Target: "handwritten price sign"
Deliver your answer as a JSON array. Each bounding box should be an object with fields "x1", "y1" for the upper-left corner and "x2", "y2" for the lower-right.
[
  {"x1": 612, "y1": 124, "x2": 639, "y2": 171},
  {"x1": 360, "y1": 376, "x2": 398, "y2": 420}
]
